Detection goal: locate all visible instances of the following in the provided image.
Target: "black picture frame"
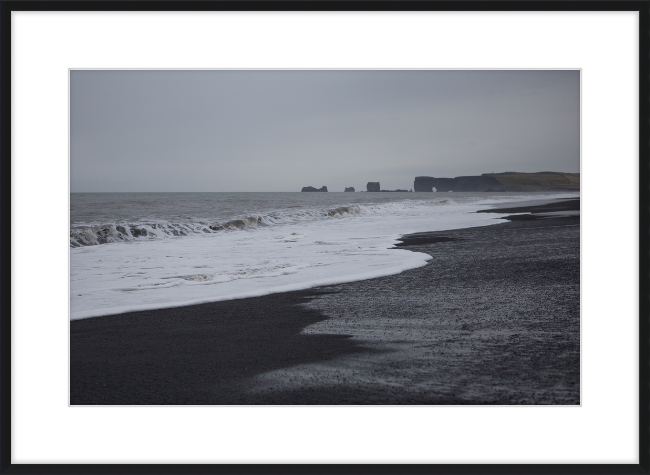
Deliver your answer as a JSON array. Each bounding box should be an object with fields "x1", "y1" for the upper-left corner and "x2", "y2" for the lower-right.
[{"x1": 1, "y1": 1, "x2": 648, "y2": 474}]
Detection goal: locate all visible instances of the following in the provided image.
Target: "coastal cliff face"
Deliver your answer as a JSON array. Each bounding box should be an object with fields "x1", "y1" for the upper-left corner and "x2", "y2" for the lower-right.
[
  {"x1": 301, "y1": 186, "x2": 328, "y2": 192},
  {"x1": 414, "y1": 172, "x2": 580, "y2": 192},
  {"x1": 367, "y1": 182, "x2": 380, "y2": 192},
  {"x1": 414, "y1": 176, "x2": 504, "y2": 192},
  {"x1": 484, "y1": 172, "x2": 580, "y2": 191},
  {"x1": 344, "y1": 187, "x2": 355, "y2": 192}
]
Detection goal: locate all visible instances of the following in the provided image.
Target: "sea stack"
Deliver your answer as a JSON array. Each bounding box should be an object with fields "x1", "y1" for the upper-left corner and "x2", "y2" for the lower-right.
[
  {"x1": 366, "y1": 182, "x2": 380, "y2": 192},
  {"x1": 344, "y1": 187, "x2": 355, "y2": 192},
  {"x1": 301, "y1": 186, "x2": 328, "y2": 192}
]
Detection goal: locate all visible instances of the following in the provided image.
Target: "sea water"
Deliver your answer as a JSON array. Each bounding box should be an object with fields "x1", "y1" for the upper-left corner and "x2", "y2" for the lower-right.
[{"x1": 70, "y1": 191, "x2": 579, "y2": 319}]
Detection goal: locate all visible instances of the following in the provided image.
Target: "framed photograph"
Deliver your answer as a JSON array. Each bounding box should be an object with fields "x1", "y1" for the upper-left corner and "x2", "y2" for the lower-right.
[{"x1": 3, "y1": 1, "x2": 648, "y2": 473}]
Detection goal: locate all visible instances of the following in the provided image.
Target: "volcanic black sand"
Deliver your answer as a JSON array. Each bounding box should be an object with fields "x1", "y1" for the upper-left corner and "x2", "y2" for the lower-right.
[{"x1": 70, "y1": 198, "x2": 580, "y2": 405}]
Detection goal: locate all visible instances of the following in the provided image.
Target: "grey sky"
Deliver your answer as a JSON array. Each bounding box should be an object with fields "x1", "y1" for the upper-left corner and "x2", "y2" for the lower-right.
[{"x1": 70, "y1": 70, "x2": 579, "y2": 192}]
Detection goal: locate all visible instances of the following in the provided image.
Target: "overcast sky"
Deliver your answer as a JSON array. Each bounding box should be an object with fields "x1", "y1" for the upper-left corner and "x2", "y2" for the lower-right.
[{"x1": 70, "y1": 70, "x2": 579, "y2": 192}]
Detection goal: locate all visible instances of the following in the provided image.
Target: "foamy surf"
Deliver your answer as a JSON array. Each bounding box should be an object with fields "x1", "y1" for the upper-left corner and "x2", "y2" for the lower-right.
[
  {"x1": 70, "y1": 193, "x2": 578, "y2": 319},
  {"x1": 70, "y1": 205, "x2": 363, "y2": 247}
]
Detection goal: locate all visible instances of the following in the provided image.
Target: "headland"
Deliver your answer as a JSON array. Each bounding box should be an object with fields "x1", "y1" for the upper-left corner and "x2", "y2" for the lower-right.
[{"x1": 414, "y1": 172, "x2": 580, "y2": 192}]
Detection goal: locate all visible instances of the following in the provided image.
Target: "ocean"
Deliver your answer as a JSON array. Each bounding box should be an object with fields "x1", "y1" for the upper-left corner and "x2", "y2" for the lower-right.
[{"x1": 70, "y1": 191, "x2": 579, "y2": 319}]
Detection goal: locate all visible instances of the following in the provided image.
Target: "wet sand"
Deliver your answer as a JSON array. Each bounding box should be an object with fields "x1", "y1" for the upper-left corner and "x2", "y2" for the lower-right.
[{"x1": 70, "y1": 198, "x2": 580, "y2": 405}]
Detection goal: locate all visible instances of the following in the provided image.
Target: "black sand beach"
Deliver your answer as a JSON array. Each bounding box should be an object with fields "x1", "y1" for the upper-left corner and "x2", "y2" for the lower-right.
[{"x1": 70, "y1": 198, "x2": 580, "y2": 405}]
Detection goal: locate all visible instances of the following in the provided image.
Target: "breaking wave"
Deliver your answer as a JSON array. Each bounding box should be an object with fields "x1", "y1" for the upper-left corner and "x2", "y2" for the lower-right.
[{"x1": 70, "y1": 205, "x2": 363, "y2": 247}]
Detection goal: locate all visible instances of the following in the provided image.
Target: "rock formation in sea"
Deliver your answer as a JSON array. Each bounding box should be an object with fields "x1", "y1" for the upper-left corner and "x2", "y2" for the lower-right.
[
  {"x1": 414, "y1": 172, "x2": 580, "y2": 192},
  {"x1": 366, "y1": 182, "x2": 380, "y2": 192},
  {"x1": 344, "y1": 187, "x2": 355, "y2": 192},
  {"x1": 301, "y1": 186, "x2": 328, "y2": 192}
]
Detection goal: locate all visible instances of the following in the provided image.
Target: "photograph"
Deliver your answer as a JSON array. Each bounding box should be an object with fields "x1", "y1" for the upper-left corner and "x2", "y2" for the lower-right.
[{"x1": 69, "y1": 69, "x2": 581, "y2": 405}]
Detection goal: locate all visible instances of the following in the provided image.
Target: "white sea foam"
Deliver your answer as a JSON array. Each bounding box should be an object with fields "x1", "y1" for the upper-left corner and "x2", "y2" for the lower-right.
[
  {"x1": 69, "y1": 205, "x2": 365, "y2": 247},
  {"x1": 70, "y1": 193, "x2": 578, "y2": 319}
]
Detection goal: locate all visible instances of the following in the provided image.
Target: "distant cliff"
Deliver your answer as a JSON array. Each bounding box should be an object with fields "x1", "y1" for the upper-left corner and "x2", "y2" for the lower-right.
[
  {"x1": 344, "y1": 187, "x2": 355, "y2": 192},
  {"x1": 483, "y1": 172, "x2": 580, "y2": 191},
  {"x1": 414, "y1": 175, "x2": 503, "y2": 192},
  {"x1": 367, "y1": 182, "x2": 380, "y2": 192},
  {"x1": 301, "y1": 186, "x2": 328, "y2": 192},
  {"x1": 414, "y1": 172, "x2": 580, "y2": 192}
]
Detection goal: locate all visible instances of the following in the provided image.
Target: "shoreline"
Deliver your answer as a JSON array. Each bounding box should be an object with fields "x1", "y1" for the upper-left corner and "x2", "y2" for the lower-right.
[
  {"x1": 70, "y1": 196, "x2": 579, "y2": 321},
  {"x1": 71, "y1": 198, "x2": 580, "y2": 405}
]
